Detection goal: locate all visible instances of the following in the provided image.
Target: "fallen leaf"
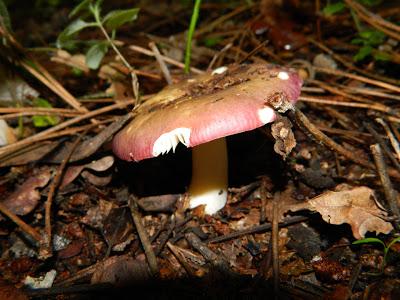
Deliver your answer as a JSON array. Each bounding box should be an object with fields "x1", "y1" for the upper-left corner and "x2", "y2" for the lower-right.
[
  {"x1": 1, "y1": 167, "x2": 51, "y2": 216},
  {"x1": 91, "y1": 255, "x2": 150, "y2": 286},
  {"x1": 60, "y1": 155, "x2": 114, "y2": 188},
  {"x1": 265, "y1": 185, "x2": 393, "y2": 239},
  {"x1": 303, "y1": 186, "x2": 393, "y2": 239},
  {"x1": 45, "y1": 114, "x2": 131, "y2": 163},
  {"x1": 271, "y1": 116, "x2": 296, "y2": 159}
]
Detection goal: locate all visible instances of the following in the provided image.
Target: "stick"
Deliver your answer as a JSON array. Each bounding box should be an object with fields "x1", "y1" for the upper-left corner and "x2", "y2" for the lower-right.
[{"x1": 129, "y1": 197, "x2": 159, "y2": 276}]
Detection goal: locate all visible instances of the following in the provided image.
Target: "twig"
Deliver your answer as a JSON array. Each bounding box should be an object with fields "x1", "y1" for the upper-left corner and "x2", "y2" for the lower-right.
[
  {"x1": 364, "y1": 122, "x2": 400, "y2": 172},
  {"x1": 129, "y1": 197, "x2": 159, "y2": 276},
  {"x1": 0, "y1": 24, "x2": 87, "y2": 112},
  {"x1": 299, "y1": 95, "x2": 392, "y2": 114},
  {"x1": 0, "y1": 101, "x2": 131, "y2": 160},
  {"x1": 345, "y1": 0, "x2": 400, "y2": 41},
  {"x1": 185, "y1": 232, "x2": 229, "y2": 271},
  {"x1": 0, "y1": 107, "x2": 80, "y2": 115},
  {"x1": 0, "y1": 201, "x2": 42, "y2": 242},
  {"x1": 207, "y1": 42, "x2": 232, "y2": 70},
  {"x1": 206, "y1": 216, "x2": 307, "y2": 244},
  {"x1": 314, "y1": 66, "x2": 400, "y2": 93},
  {"x1": 376, "y1": 118, "x2": 400, "y2": 162},
  {"x1": 291, "y1": 109, "x2": 373, "y2": 169},
  {"x1": 309, "y1": 38, "x2": 399, "y2": 85},
  {"x1": 93, "y1": 12, "x2": 139, "y2": 103},
  {"x1": 148, "y1": 41, "x2": 173, "y2": 84},
  {"x1": 129, "y1": 45, "x2": 204, "y2": 74},
  {"x1": 166, "y1": 242, "x2": 198, "y2": 276},
  {"x1": 272, "y1": 194, "x2": 280, "y2": 298},
  {"x1": 21, "y1": 61, "x2": 88, "y2": 113},
  {"x1": 40, "y1": 134, "x2": 84, "y2": 259},
  {"x1": 370, "y1": 144, "x2": 400, "y2": 221}
]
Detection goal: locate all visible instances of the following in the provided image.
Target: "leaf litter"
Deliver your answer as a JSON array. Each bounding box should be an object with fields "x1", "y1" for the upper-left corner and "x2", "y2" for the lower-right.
[{"x1": 0, "y1": 0, "x2": 400, "y2": 298}]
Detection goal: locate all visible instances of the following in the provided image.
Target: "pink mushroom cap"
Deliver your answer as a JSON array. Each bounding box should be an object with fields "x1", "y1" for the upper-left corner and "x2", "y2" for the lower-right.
[{"x1": 112, "y1": 63, "x2": 303, "y2": 161}]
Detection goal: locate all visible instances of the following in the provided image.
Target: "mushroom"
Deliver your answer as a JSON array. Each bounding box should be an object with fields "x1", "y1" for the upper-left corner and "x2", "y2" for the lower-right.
[{"x1": 112, "y1": 64, "x2": 303, "y2": 214}]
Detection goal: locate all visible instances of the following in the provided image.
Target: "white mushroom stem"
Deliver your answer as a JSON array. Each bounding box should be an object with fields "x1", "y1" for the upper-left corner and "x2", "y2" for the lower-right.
[{"x1": 188, "y1": 137, "x2": 228, "y2": 215}]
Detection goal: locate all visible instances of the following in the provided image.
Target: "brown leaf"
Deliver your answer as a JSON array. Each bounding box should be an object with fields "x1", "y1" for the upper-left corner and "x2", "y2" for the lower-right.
[
  {"x1": 271, "y1": 116, "x2": 296, "y2": 159},
  {"x1": 91, "y1": 255, "x2": 150, "y2": 286},
  {"x1": 60, "y1": 155, "x2": 114, "y2": 188},
  {"x1": 265, "y1": 185, "x2": 393, "y2": 239},
  {"x1": 45, "y1": 114, "x2": 131, "y2": 163},
  {"x1": 290, "y1": 186, "x2": 394, "y2": 239},
  {"x1": 1, "y1": 167, "x2": 51, "y2": 216}
]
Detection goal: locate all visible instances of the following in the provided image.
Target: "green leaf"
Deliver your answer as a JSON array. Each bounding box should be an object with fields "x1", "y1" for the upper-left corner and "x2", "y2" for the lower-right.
[
  {"x1": 353, "y1": 45, "x2": 373, "y2": 61},
  {"x1": 359, "y1": 30, "x2": 385, "y2": 46},
  {"x1": 32, "y1": 98, "x2": 60, "y2": 128},
  {"x1": 386, "y1": 236, "x2": 400, "y2": 251},
  {"x1": 57, "y1": 19, "x2": 95, "y2": 48},
  {"x1": 0, "y1": 0, "x2": 11, "y2": 32},
  {"x1": 351, "y1": 38, "x2": 365, "y2": 45},
  {"x1": 102, "y1": 8, "x2": 140, "y2": 30},
  {"x1": 63, "y1": 19, "x2": 95, "y2": 37},
  {"x1": 373, "y1": 51, "x2": 391, "y2": 61},
  {"x1": 353, "y1": 237, "x2": 385, "y2": 248},
  {"x1": 69, "y1": 0, "x2": 92, "y2": 18},
  {"x1": 86, "y1": 42, "x2": 108, "y2": 69},
  {"x1": 322, "y1": 2, "x2": 346, "y2": 16},
  {"x1": 203, "y1": 36, "x2": 223, "y2": 47},
  {"x1": 359, "y1": 0, "x2": 382, "y2": 6}
]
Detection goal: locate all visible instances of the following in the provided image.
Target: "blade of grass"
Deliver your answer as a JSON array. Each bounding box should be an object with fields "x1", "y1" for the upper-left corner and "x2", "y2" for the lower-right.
[{"x1": 184, "y1": 0, "x2": 201, "y2": 74}]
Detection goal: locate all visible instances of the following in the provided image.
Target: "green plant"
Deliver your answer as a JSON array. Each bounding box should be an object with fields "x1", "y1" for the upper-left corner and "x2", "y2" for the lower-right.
[
  {"x1": 32, "y1": 98, "x2": 60, "y2": 127},
  {"x1": 184, "y1": 0, "x2": 201, "y2": 74},
  {"x1": 353, "y1": 236, "x2": 400, "y2": 272},
  {"x1": 322, "y1": 0, "x2": 390, "y2": 63},
  {"x1": 57, "y1": 0, "x2": 140, "y2": 100}
]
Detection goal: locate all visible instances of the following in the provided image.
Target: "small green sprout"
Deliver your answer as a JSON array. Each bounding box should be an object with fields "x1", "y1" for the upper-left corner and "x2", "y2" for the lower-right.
[
  {"x1": 353, "y1": 236, "x2": 400, "y2": 273},
  {"x1": 32, "y1": 98, "x2": 60, "y2": 128}
]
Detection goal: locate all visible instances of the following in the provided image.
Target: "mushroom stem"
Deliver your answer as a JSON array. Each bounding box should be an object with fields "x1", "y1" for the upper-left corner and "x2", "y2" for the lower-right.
[{"x1": 188, "y1": 137, "x2": 228, "y2": 214}]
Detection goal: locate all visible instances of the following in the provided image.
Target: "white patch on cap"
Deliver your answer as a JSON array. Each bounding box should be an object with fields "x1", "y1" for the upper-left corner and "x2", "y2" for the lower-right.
[
  {"x1": 212, "y1": 66, "x2": 228, "y2": 75},
  {"x1": 257, "y1": 107, "x2": 275, "y2": 124},
  {"x1": 152, "y1": 128, "x2": 191, "y2": 157},
  {"x1": 278, "y1": 71, "x2": 289, "y2": 80}
]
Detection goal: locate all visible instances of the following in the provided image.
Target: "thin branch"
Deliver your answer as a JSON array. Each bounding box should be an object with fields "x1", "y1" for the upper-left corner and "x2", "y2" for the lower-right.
[
  {"x1": 148, "y1": 41, "x2": 173, "y2": 84},
  {"x1": 129, "y1": 197, "x2": 159, "y2": 276},
  {"x1": 0, "y1": 201, "x2": 42, "y2": 242}
]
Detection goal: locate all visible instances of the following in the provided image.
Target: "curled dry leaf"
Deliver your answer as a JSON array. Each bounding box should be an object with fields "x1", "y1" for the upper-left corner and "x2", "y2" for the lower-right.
[
  {"x1": 1, "y1": 167, "x2": 51, "y2": 216},
  {"x1": 60, "y1": 155, "x2": 114, "y2": 188},
  {"x1": 265, "y1": 185, "x2": 393, "y2": 239},
  {"x1": 290, "y1": 186, "x2": 394, "y2": 239},
  {"x1": 271, "y1": 116, "x2": 296, "y2": 159}
]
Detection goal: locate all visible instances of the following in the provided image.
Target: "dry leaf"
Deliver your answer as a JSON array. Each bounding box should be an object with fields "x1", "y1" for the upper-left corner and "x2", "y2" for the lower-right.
[
  {"x1": 265, "y1": 185, "x2": 393, "y2": 239},
  {"x1": 290, "y1": 186, "x2": 394, "y2": 239},
  {"x1": 91, "y1": 255, "x2": 150, "y2": 286},
  {"x1": 60, "y1": 155, "x2": 114, "y2": 188},
  {"x1": 271, "y1": 116, "x2": 296, "y2": 159},
  {"x1": 1, "y1": 167, "x2": 51, "y2": 216}
]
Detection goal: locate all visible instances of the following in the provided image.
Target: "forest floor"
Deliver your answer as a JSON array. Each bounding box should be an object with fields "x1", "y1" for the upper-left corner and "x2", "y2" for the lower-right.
[{"x1": 0, "y1": 1, "x2": 400, "y2": 299}]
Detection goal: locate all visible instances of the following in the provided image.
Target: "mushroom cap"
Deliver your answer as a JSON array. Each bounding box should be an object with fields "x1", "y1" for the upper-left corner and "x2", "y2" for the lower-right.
[{"x1": 112, "y1": 63, "x2": 303, "y2": 162}]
